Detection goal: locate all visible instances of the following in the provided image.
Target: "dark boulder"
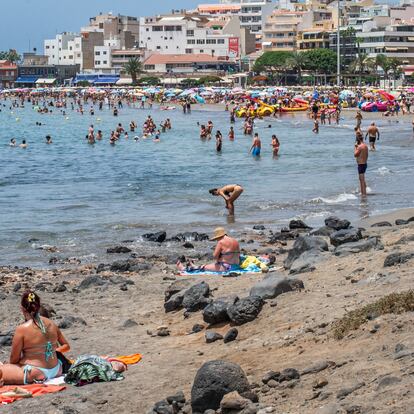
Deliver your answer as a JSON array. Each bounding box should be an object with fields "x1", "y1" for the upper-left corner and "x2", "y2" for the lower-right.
[
  {"x1": 250, "y1": 274, "x2": 303, "y2": 299},
  {"x1": 289, "y1": 219, "x2": 311, "y2": 230},
  {"x1": 58, "y1": 315, "x2": 87, "y2": 329},
  {"x1": 205, "y1": 331, "x2": 223, "y2": 343},
  {"x1": 182, "y1": 281, "x2": 210, "y2": 312},
  {"x1": 110, "y1": 259, "x2": 151, "y2": 273},
  {"x1": 107, "y1": 246, "x2": 132, "y2": 254},
  {"x1": 164, "y1": 279, "x2": 192, "y2": 301},
  {"x1": 0, "y1": 331, "x2": 13, "y2": 346},
  {"x1": 310, "y1": 226, "x2": 335, "y2": 237},
  {"x1": 330, "y1": 228, "x2": 362, "y2": 247},
  {"x1": 109, "y1": 275, "x2": 135, "y2": 285},
  {"x1": 191, "y1": 360, "x2": 250, "y2": 413},
  {"x1": 324, "y1": 216, "x2": 351, "y2": 230},
  {"x1": 166, "y1": 391, "x2": 186, "y2": 405},
  {"x1": 334, "y1": 237, "x2": 382, "y2": 256},
  {"x1": 170, "y1": 232, "x2": 209, "y2": 242},
  {"x1": 78, "y1": 275, "x2": 107, "y2": 290},
  {"x1": 223, "y1": 328, "x2": 238, "y2": 343},
  {"x1": 202, "y1": 296, "x2": 238, "y2": 325},
  {"x1": 395, "y1": 219, "x2": 409, "y2": 226},
  {"x1": 279, "y1": 368, "x2": 300, "y2": 382},
  {"x1": 253, "y1": 225, "x2": 265, "y2": 230},
  {"x1": 142, "y1": 231, "x2": 167, "y2": 243},
  {"x1": 269, "y1": 230, "x2": 299, "y2": 243},
  {"x1": 289, "y1": 251, "x2": 325, "y2": 274},
  {"x1": 371, "y1": 221, "x2": 392, "y2": 228},
  {"x1": 284, "y1": 236, "x2": 328, "y2": 269},
  {"x1": 227, "y1": 296, "x2": 264, "y2": 325},
  {"x1": 384, "y1": 252, "x2": 414, "y2": 267},
  {"x1": 164, "y1": 290, "x2": 186, "y2": 313}
]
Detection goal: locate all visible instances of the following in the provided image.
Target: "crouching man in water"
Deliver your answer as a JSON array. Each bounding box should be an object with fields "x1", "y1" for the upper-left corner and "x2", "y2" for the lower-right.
[
  {"x1": 0, "y1": 291, "x2": 70, "y2": 385},
  {"x1": 354, "y1": 134, "x2": 369, "y2": 197},
  {"x1": 209, "y1": 184, "x2": 244, "y2": 216},
  {"x1": 176, "y1": 227, "x2": 240, "y2": 272}
]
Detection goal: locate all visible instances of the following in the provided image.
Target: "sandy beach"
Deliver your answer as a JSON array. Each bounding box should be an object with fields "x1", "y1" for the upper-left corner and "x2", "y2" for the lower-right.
[{"x1": 1, "y1": 208, "x2": 413, "y2": 413}]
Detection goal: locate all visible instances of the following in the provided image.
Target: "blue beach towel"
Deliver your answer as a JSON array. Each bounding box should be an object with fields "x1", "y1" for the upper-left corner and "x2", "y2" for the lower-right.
[{"x1": 179, "y1": 263, "x2": 262, "y2": 277}]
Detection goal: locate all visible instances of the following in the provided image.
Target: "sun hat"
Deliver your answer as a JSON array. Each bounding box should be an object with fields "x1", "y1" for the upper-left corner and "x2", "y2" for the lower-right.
[{"x1": 210, "y1": 227, "x2": 226, "y2": 241}]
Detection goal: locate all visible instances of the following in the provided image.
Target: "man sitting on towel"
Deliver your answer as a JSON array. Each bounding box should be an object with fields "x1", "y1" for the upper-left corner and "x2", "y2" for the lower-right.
[{"x1": 177, "y1": 227, "x2": 240, "y2": 272}]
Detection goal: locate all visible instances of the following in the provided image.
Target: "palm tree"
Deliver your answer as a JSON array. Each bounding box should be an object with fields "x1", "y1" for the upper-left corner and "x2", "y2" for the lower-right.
[
  {"x1": 348, "y1": 52, "x2": 370, "y2": 83},
  {"x1": 286, "y1": 52, "x2": 308, "y2": 84},
  {"x1": 375, "y1": 54, "x2": 391, "y2": 80},
  {"x1": 124, "y1": 57, "x2": 143, "y2": 85},
  {"x1": 388, "y1": 57, "x2": 403, "y2": 82}
]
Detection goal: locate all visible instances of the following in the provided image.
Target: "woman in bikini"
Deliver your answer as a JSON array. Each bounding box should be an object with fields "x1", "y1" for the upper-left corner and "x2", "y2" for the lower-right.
[
  {"x1": 209, "y1": 184, "x2": 244, "y2": 216},
  {"x1": 176, "y1": 227, "x2": 240, "y2": 272},
  {"x1": 0, "y1": 291, "x2": 70, "y2": 385}
]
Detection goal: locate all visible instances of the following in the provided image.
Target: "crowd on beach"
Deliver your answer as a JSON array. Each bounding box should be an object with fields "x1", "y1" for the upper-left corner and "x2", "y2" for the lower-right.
[{"x1": 1, "y1": 84, "x2": 414, "y2": 391}]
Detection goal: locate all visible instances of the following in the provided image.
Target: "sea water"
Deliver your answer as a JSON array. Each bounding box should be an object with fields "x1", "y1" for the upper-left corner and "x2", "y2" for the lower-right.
[{"x1": 1, "y1": 101, "x2": 413, "y2": 266}]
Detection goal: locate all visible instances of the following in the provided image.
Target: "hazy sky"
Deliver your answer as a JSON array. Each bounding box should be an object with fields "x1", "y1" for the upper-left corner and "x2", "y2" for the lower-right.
[{"x1": 0, "y1": 0, "x2": 214, "y2": 52}]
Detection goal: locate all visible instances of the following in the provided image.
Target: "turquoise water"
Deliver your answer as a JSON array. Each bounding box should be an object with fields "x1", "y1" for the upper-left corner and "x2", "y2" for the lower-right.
[{"x1": 1, "y1": 99, "x2": 413, "y2": 266}]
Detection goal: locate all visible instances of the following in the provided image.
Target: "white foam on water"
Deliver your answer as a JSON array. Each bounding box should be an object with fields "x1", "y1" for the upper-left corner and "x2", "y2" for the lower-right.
[
  {"x1": 376, "y1": 166, "x2": 392, "y2": 176},
  {"x1": 312, "y1": 193, "x2": 358, "y2": 204}
]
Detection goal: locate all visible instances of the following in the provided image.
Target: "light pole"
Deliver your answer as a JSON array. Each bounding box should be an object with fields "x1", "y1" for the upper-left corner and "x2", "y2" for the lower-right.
[{"x1": 337, "y1": 0, "x2": 341, "y2": 86}]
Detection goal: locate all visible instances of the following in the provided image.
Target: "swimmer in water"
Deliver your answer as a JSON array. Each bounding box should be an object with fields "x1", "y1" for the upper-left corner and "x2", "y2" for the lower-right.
[
  {"x1": 19, "y1": 140, "x2": 27, "y2": 148},
  {"x1": 271, "y1": 135, "x2": 280, "y2": 156},
  {"x1": 209, "y1": 184, "x2": 244, "y2": 216},
  {"x1": 228, "y1": 126, "x2": 235, "y2": 140},
  {"x1": 216, "y1": 130, "x2": 222, "y2": 152},
  {"x1": 45, "y1": 135, "x2": 52, "y2": 144},
  {"x1": 153, "y1": 130, "x2": 161, "y2": 142},
  {"x1": 9, "y1": 138, "x2": 16, "y2": 147}
]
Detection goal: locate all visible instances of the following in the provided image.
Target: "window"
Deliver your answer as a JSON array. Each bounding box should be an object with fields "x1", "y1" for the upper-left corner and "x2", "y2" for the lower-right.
[
  {"x1": 144, "y1": 64, "x2": 155, "y2": 70},
  {"x1": 95, "y1": 60, "x2": 100, "y2": 65},
  {"x1": 46, "y1": 45, "x2": 50, "y2": 49},
  {"x1": 185, "y1": 48, "x2": 193, "y2": 54},
  {"x1": 95, "y1": 51, "x2": 100, "y2": 55},
  {"x1": 152, "y1": 26, "x2": 163, "y2": 32},
  {"x1": 206, "y1": 39, "x2": 216, "y2": 44},
  {"x1": 176, "y1": 26, "x2": 182, "y2": 31},
  {"x1": 197, "y1": 39, "x2": 205, "y2": 44},
  {"x1": 187, "y1": 30, "x2": 194, "y2": 37},
  {"x1": 103, "y1": 60, "x2": 107, "y2": 64},
  {"x1": 217, "y1": 39, "x2": 225, "y2": 44},
  {"x1": 200, "y1": 49, "x2": 204, "y2": 53},
  {"x1": 156, "y1": 46, "x2": 161, "y2": 49},
  {"x1": 187, "y1": 39, "x2": 195, "y2": 44},
  {"x1": 103, "y1": 51, "x2": 107, "y2": 55}
]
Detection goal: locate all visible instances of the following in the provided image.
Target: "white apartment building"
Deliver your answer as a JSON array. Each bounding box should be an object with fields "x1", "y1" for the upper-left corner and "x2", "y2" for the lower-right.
[
  {"x1": 358, "y1": 24, "x2": 414, "y2": 64},
  {"x1": 44, "y1": 33, "x2": 78, "y2": 65},
  {"x1": 139, "y1": 14, "x2": 246, "y2": 59},
  {"x1": 197, "y1": 0, "x2": 276, "y2": 38}
]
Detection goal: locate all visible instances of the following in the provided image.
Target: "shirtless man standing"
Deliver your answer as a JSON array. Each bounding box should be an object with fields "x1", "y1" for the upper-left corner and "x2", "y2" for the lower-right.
[
  {"x1": 250, "y1": 133, "x2": 261, "y2": 156},
  {"x1": 209, "y1": 184, "x2": 244, "y2": 216},
  {"x1": 365, "y1": 122, "x2": 380, "y2": 151},
  {"x1": 354, "y1": 134, "x2": 369, "y2": 196}
]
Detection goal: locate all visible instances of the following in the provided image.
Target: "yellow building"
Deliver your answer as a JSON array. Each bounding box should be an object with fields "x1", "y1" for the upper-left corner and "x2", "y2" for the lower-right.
[{"x1": 262, "y1": 10, "x2": 305, "y2": 51}]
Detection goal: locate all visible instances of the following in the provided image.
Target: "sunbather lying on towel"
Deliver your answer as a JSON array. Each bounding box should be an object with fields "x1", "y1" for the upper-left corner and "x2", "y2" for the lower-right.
[
  {"x1": 177, "y1": 227, "x2": 241, "y2": 272},
  {"x1": 0, "y1": 291, "x2": 70, "y2": 386}
]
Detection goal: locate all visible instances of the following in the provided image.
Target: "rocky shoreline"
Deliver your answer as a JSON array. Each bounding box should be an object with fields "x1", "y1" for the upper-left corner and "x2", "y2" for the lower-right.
[{"x1": 1, "y1": 211, "x2": 414, "y2": 413}]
